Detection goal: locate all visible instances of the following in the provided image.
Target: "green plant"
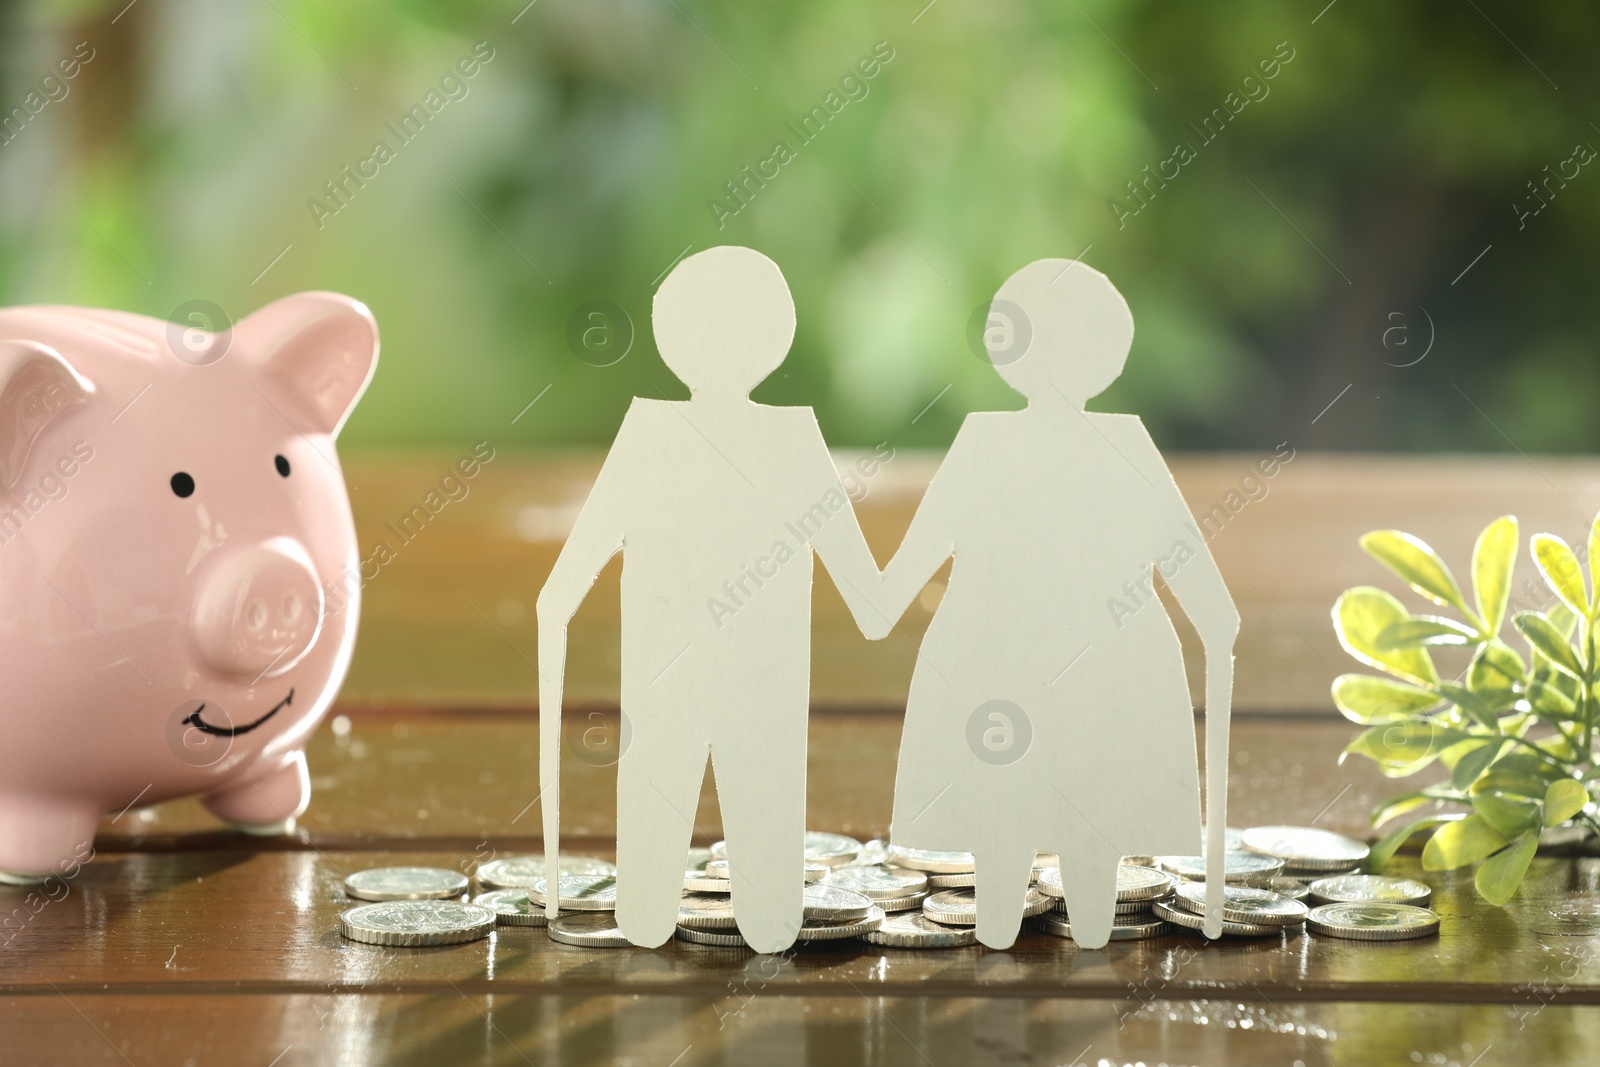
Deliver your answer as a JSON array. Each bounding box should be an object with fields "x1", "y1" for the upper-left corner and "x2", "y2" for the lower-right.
[{"x1": 1332, "y1": 514, "x2": 1599, "y2": 905}]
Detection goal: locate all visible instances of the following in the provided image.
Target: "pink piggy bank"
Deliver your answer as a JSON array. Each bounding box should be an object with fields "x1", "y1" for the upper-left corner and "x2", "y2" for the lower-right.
[{"x1": 0, "y1": 293, "x2": 378, "y2": 880}]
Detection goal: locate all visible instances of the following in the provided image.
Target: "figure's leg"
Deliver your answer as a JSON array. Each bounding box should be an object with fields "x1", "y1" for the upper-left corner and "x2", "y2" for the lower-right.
[
  {"x1": 202, "y1": 752, "x2": 309, "y2": 834},
  {"x1": 973, "y1": 842, "x2": 1037, "y2": 950},
  {"x1": 715, "y1": 727, "x2": 806, "y2": 955},
  {"x1": 1052, "y1": 833, "x2": 1123, "y2": 949},
  {"x1": 0, "y1": 794, "x2": 101, "y2": 882},
  {"x1": 615, "y1": 729, "x2": 707, "y2": 948}
]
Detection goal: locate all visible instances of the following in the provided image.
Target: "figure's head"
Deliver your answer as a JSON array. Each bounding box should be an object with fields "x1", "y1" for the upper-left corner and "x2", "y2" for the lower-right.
[
  {"x1": 653, "y1": 246, "x2": 796, "y2": 399},
  {"x1": 987, "y1": 259, "x2": 1133, "y2": 407}
]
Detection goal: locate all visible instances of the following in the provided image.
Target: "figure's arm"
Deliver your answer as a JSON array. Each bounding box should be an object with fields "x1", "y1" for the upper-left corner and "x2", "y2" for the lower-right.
[
  {"x1": 1118, "y1": 420, "x2": 1239, "y2": 940},
  {"x1": 796, "y1": 422, "x2": 894, "y2": 639},
  {"x1": 535, "y1": 410, "x2": 637, "y2": 917},
  {"x1": 865, "y1": 431, "x2": 970, "y2": 640}
]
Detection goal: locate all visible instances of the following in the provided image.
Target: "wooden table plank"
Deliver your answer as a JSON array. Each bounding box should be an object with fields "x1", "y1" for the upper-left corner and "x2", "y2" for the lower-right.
[
  {"x1": 7, "y1": 847, "x2": 1599, "y2": 1002},
  {"x1": 94, "y1": 709, "x2": 1424, "y2": 850},
  {"x1": 9, "y1": 992, "x2": 1570, "y2": 1067},
  {"x1": 340, "y1": 451, "x2": 1600, "y2": 713}
]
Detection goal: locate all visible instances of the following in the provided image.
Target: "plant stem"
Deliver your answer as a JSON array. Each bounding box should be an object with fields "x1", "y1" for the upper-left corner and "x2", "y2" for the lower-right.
[{"x1": 1581, "y1": 810, "x2": 1600, "y2": 839}]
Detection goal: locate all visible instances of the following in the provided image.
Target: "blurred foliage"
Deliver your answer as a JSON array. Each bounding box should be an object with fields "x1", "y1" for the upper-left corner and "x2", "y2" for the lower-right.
[{"x1": 0, "y1": 0, "x2": 1597, "y2": 451}]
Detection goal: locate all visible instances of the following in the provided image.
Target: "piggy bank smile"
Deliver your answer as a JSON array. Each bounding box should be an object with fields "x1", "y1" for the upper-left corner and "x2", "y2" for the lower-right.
[
  {"x1": 0, "y1": 291, "x2": 378, "y2": 879},
  {"x1": 182, "y1": 688, "x2": 295, "y2": 738}
]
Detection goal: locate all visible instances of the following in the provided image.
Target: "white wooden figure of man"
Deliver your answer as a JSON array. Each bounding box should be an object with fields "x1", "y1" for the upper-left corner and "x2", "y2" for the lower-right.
[{"x1": 537, "y1": 246, "x2": 884, "y2": 953}]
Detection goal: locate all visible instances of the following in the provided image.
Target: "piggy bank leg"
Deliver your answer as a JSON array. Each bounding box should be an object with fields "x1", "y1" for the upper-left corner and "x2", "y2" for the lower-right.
[
  {"x1": 0, "y1": 795, "x2": 101, "y2": 883},
  {"x1": 202, "y1": 752, "x2": 310, "y2": 835}
]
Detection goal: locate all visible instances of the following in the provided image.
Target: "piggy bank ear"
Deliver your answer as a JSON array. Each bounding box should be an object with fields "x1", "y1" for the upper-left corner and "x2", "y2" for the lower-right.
[
  {"x1": 238, "y1": 292, "x2": 379, "y2": 437},
  {"x1": 0, "y1": 340, "x2": 93, "y2": 489}
]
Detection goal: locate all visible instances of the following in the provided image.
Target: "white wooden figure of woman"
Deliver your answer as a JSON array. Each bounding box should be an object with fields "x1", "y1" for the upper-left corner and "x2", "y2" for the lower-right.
[{"x1": 865, "y1": 260, "x2": 1238, "y2": 947}]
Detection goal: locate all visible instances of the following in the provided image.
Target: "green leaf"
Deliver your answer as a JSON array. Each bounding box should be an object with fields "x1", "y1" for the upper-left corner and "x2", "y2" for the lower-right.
[
  {"x1": 1473, "y1": 516, "x2": 1519, "y2": 639},
  {"x1": 1435, "y1": 682, "x2": 1516, "y2": 729},
  {"x1": 1514, "y1": 612, "x2": 1585, "y2": 679},
  {"x1": 1450, "y1": 738, "x2": 1506, "y2": 791},
  {"x1": 1470, "y1": 791, "x2": 1540, "y2": 837},
  {"x1": 1549, "y1": 602, "x2": 1580, "y2": 639},
  {"x1": 1588, "y1": 512, "x2": 1600, "y2": 615},
  {"x1": 1527, "y1": 680, "x2": 1579, "y2": 722},
  {"x1": 1467, "y1": 641, "x2": 1525, "y2": 694},
  {"x1": 1360, "y1": 529, "x2": 1473, "y2": 618},
  {"x1": 1370, "y1": 792, "x2": 1439, "y2": 828},
  {"x1": 1544, "y1": 779, "x2": 1589, "y2": 827},
  {"x1": 1344, "y1": 719, "x2": 1471, "y2": 776},
  {"x1": 1422, "y1": 813, "x2": 1508, "y2": 870},
  {"x1": 1333, "y1": 587, "x2": 1440, "y2": 685},
  {"x1": 1474, "y1": 833, "x2": 1538, "y2": 906},
  {"x1": 1376, "y1": 616, "x2": 1480, "y2": 649},
  {"x1": 1330, "y1": 674, "x2": 1440, "y2": 724},
  {"x1": 1533, "y1": 534, "x2": 1590, "y2": 618},
  {"x1": 1479, "y1": 752, "x2": 1567, "y2": 795},
  {"x1": 1369, "y1": 814, "x2": 1460, "y2": 871}
]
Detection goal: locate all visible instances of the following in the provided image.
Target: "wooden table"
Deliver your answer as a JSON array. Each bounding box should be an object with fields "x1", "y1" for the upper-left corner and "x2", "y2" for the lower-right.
[{"x1": 8, "y1": 451, "x2": 1600, "y2": 1066}]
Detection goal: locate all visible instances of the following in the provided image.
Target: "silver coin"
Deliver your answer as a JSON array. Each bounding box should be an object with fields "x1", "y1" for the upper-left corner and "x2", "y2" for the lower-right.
[
  {"x1": 797, "y1": 904, "x2": 886, "y2": 941},
  {"x1": 922, "y1": 888, "x2": 1050, "y2": 926},
  {"x1": 529, "y1": 873, "x2": 618, "y2": 911},
  {"x1": 475, "y1": 855, "x2": 615, "y2": 890},
  {"x1": 1115, "y1": 864, "x2": 1175, "y2": 901},
  {"x1": 708, "y1": 833, "x2": 861, "y2": 868},
  {"x1": 862, "y1": 910, "x2": 978, "y2": 948},
  {"x1": 472, "y1": 889, "x2": 549, "y2": 927},
  {"x1": 819, "y1": 865, "x2": 930, "y2": 901},
  {"x1": 1265, "y1": 877, "x2": 1310, "y2": 901},
  {"x1": 1306, "y1": 902, "x2": 1440, "y2": 940},
  {"x1": 1152, "y1": 898, "x2": 1295, "y2": 939},
  {"x1": 339, "y1": 900, "x2": 495, "y2": 946},
  {"x1": 928, "y1": 871, "x2": 976, "y2": 888},
  {"x1": 886, "y1": 846, "x2": 975, "y2": 874},
  {"x1": 1033, "y1": 911, "x2": 1171, "y2": 942},
  {"x1": 849, "y1": 839, "x2": 892, "y2": 867},
  {"x1": 1052, "y1": 898, "x2": 1157, "y2": 915},
  {"x1": 683, "y1": 874, "x2": 731, "y2": 894},
  {"x1": 343, "y1": 867, "x2": 468, "y2": 902},
  {"x1": 1156, "y1": 852, "x2": 1284, "y2": 885},
  {"x1": 1035, "y1": 864, "x2": 1172, "y2": 902},
  {"x1": 803, "y1": 884, "x2": 875, "y2": 921},
  {"x1": 1173, "y1": 882, "x2": 1309, "y2": 926},
  {"x1": 705, "y1": 858, "x2": 828, "y2": 883},
  {"x1": 548, "y1": 913, "x2": 632, "y2": 948},
  {"x1": 1241, "y1": 826, "x2": 1370, "y2": 872},
  {"x1": 677, "y1": 892, "x2": 739, "y2": 929},
  {"x1": 877, "y1": 891, "x2": 931, "y2": 912},
  {"x1": 1307, "y1": 874, "x2": 1431, "y2": 907},
  {"x1": 1283, "y1": 863, "x2": 1363, "y2": 879},
  {"x1": 676, "y1": 924, "x2": 748, "y2": 947},
  {"x1": 806, "y1": 831, "x2": 863, "y2": 867}
]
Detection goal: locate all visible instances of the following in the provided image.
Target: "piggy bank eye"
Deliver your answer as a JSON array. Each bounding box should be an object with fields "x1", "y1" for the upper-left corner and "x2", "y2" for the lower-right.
[
  {"x1": 171, "y1": 472, "x2": 195, "y2": 498},
  {"x1": 275, "y1": 454, "x2": 291, "y2": 477}
]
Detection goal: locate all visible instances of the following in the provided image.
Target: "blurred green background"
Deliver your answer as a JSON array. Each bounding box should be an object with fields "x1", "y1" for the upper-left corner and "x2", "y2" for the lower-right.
[{"x1": 1, "y1": 0, "x2": 1596, "y2": 454}]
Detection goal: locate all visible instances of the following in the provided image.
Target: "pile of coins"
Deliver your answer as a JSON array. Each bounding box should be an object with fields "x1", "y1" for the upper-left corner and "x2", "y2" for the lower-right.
[
  {"x1": 1033, "y1": 861, "x2": 1176, "y2": 941},
  {"x1": 334, "y1": 823, "x2": 1443, "y2": 949}
]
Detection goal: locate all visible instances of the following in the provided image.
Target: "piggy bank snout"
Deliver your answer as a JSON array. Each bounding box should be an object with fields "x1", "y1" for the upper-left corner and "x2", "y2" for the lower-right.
[{"x1": 190, "y1": 539, "x2": 325, "y2": 679}]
